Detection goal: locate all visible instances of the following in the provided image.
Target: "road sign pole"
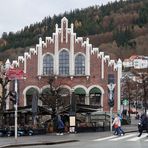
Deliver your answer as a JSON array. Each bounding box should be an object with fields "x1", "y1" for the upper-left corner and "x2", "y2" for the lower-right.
[
  {"x1": 110, "y1": 107, "x2": 113, "y2": 132},
  {"x1": 6, "y1": 68, "x2": 24, "y2": 142},
  {"x1": 14, "y1": 78, "x2": 18, "y2": 141}
]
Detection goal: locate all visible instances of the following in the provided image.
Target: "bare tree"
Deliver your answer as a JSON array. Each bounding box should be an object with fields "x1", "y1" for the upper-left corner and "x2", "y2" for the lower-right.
[
  {"x1": 39, "y1": 76, "x2": 69, "y2": 118},
  {"x1": 122, "y1": 74, "x2": 137, "y2": 118},
  {"x1": 137, "y1": 73, "x2": 148, "y2": 113},
  {"x1": 0, "y1": 64, "x2": 10, "y2": 127},
  {"x1": 131, "y1": 69, "x2": 148, "y2": 114}
]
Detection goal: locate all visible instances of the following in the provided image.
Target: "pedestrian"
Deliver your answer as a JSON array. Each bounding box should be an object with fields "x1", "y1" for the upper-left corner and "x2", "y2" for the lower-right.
[
  {"x1": 112, "y1": 114, "x2": 120, "y2": 136},
  {"x1": 117, "y1": 113, "x2": 125, "y2": 135},
  {"x1": 138, "y1": 113, "x2": 148, "y2": 137},
  {"x1": 56, "y1": 115, "x2": 65, "y2": 135}
]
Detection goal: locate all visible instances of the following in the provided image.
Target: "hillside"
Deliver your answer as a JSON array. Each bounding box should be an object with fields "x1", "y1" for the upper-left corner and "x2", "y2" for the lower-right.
[{"x1": 0, "y1": 0, "x2": 148, "y2": 61}]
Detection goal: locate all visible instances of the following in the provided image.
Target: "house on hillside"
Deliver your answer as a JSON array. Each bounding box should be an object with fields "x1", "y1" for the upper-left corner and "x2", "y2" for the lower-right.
[
  {"x1": 5, "y1": 17, "x2": 122, "y2": 121},
  {"x1": 123, "y1": 55, "x2": 148, "y2": 69}
]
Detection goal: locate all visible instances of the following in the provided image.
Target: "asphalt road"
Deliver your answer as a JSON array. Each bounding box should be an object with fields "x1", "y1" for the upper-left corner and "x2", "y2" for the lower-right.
[
  {"x1": 19, "y1": 133, "x2": 148, "y2": 148},
  {"x1": 3, "y1": 132, "x2": 147, "y2": 148}
]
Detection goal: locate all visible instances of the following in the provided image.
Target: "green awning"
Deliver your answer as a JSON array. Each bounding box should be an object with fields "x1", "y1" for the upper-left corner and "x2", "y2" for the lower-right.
[
  {"x1": 74, "y1": 88, "x2": 86, "y2": 95},
  {"x1": 42, "y1": 88, "x2": 52, "y2": 95},
  {"x1": 89, "y1": 87, "x2": 101, "y2": 94},
  {"x1": 26, "y1": 88, "x2": 38, "y2": 95}
]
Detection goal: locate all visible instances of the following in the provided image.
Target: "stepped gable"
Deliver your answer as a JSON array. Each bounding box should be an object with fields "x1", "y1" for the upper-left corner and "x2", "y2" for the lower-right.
[{"x1": 8, "y1": 17, "x2": 121, "y2": 79}]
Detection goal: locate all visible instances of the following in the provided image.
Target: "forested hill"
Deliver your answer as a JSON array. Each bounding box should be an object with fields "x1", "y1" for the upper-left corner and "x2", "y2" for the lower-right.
[{"x1": 0, "y1": 0, "x2": 148, "y2": 61}]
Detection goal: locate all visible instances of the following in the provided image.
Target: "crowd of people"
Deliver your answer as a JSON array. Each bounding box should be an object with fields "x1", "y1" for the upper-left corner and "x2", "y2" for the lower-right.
[{"x1": 112, "y1": 111, "x2": 148, "y2": 137}]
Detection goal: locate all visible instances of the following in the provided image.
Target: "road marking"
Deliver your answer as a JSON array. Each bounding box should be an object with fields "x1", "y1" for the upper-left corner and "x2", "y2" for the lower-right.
[
  {"x1": 127, "y1": 133, "x2": 147, "y2": 141},
  {"x1": 144, "y1": 136, "x2": 148, "y2": 141},
  {"x1": 93, "y1": 135, "x2": 116, "y2": 141},
  {"x1": 109, "y1": 133, "x2": 137, "y2": 141}
]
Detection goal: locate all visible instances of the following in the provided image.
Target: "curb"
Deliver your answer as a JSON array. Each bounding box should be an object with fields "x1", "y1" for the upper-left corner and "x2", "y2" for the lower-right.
[{"x1": 0, "y1": 140, "x2": 79, "y2": 148}]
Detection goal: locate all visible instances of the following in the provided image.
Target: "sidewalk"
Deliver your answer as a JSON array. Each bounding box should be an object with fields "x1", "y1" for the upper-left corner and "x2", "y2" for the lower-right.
[
  {"x1": 0, "y1": 116, "x2": 139, "y2": 148},
  {"x1": 122, "y1": 115, "x2": 139, "y2": 133}
]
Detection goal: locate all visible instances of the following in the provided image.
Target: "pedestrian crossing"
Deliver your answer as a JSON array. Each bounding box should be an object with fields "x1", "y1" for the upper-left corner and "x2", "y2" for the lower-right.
[{"x1": 93, "y1": 133, "x2": 148, "y2": 142}]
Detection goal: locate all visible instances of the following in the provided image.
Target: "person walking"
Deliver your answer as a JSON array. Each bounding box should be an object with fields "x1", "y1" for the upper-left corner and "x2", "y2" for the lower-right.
[
  {"x1": 112, "y1": 114, "x2": 120, "y2": 136},
  {"x1": 56, "y1": 115, "x2": 65, "y2": 135},
  {"x1": 138, "y1": 113, "x2": 148, "y2": 137},
  {"x1": 117, "y1": 113, "x2": 125, "y2": 135}
]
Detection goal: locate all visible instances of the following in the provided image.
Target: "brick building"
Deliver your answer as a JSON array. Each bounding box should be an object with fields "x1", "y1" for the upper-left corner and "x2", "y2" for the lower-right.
[{"x1": 5, "y1": 17, "x2": 122, "y2": 114}]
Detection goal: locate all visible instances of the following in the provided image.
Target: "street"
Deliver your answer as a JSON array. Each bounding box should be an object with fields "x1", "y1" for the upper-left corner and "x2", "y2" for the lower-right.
[
  {"x1": 16, "y1": 133, "x2": 148, "y2": 148},
  {"x1": 0, "y1": 131, "x2": 148, "y2": 148}
]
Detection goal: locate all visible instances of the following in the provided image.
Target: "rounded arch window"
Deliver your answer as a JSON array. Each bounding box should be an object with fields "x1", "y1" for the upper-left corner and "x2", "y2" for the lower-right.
[
  {"x1": 26, "y1": 88, "x2": 39, "y2": 106},
  {"x1": 74, "y1": 87, "x2": 86, "y2": 104},
  {"x1": 89, "y1": 87, "x2": 101, "y2": 106},
  {"x1": 43, "y1": 54, "x2": 53, "y2": 75},
  {"x1": 59, "y1": 50, "x2": 69, "y2": 75},
  {"x1": 75, "y1": 54, "x2": 85, "y2": 75}
]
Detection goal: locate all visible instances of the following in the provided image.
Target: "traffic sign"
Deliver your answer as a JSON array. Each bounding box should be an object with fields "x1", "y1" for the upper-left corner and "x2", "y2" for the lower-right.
[{"x1": 6, "y1": 68, "x2": 24, "y2": 80}]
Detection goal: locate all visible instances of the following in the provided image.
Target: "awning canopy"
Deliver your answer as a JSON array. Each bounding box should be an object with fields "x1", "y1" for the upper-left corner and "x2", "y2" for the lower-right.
[
  {"x1": 89, "y1": 87, "x2": 101, "y2": 94},
  {"x1": 4, "y1": 105, "x2": 52, "y2": 115},
  {"x1": 76, "y1": 104, "x2": 102, "y2": 113},
  {"x1": 26, "y1": 88, "x2": 38, "y2": 95},
  {"x1": 74, "y1": 88, "x2": 86, "y2": 95},
  {"x1": 59, "y1": 103, "x2": 102, "y2": 114},
  {"x1": 4, "y1": 103, "x2": 102, "y2": 115}
]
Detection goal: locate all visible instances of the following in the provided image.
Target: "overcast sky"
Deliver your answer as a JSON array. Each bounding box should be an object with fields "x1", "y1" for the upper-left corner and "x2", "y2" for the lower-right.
[{"x1": 0, "y1": 0, "x2": 119, "y2": 37}]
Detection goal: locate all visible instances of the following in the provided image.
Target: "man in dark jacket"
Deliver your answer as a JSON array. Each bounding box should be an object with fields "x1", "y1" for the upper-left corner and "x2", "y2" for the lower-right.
[
  {"x1": 56, "y1": 115, "x2": 65, "y2": 135},
  {"x1": 138, "y1": 113, "x2": 148, "y2": 137}
]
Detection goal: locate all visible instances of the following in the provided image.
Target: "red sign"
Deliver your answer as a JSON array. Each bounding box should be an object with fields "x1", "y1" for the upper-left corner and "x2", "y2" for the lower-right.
[{"x1": 6, "y1": 68, "x2": 25, "y2": 80}]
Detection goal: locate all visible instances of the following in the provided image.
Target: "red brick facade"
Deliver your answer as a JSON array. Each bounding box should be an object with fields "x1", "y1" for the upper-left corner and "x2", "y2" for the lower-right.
[{"x1": 7, "y1": 17, "x2": 122, "y2": 113}]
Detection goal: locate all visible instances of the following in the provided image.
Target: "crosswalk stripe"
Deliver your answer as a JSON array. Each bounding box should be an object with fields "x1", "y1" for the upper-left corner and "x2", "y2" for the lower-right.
[
  {"x1": 93, "y1": 135, "x2": 116, "y2": 141},
  {"x1": 93, "y1": 133, "x2": 148, "y2": 142},
  {"x1": 144, "y1": 137, "x2": 148, "y2": 141},
  {"x1": 109, "y1": 133, "x2": 137, "y2": 141},
  {"x1": 127, "y1": 133, "x2": 147, "y2": 141}
]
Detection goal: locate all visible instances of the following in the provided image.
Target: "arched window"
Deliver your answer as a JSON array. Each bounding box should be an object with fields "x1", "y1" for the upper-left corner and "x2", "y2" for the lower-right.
[
  {"x1": 43, "y1": 54, "x2": 53, "y2": 75},
  {"x1": 59, "y1": 50, "x2": 69, "y2": 75},
  {"x1": 74, "y1": 88, "x2": 86, "y2": 104},
  {"x1": 75, "y1": 54, "x2": 85, "y2": 75},
  {"x1": 89, "y1": 87, "x2": 101, "y2": 107},
  {"x1": 26, "y1": 88, "x2": 39, "y2": 106}
]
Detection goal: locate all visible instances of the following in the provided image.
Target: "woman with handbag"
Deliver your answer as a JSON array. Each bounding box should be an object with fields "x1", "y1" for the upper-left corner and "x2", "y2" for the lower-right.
[{"x1": 112, "y1": 114, "x2": 121, "y2": 136}]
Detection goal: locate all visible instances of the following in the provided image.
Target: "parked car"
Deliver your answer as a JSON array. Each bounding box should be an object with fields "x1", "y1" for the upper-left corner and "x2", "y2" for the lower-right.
[
  {"x1": 0, "y1": 128, "x2": 8, "y2": 137},
  {"x1": 7, "y1": 127, "x2": 34, "y2": 137},
  {"x1": 128, "y1": 108, "x2": 138, "y2": 114}
]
